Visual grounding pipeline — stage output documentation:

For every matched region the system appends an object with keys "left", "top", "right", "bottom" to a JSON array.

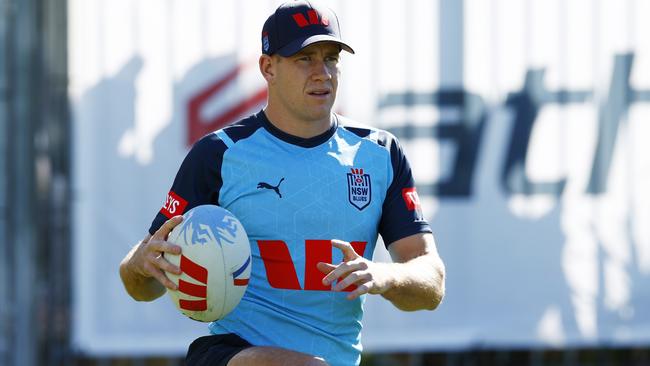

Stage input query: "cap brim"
[{"left": 276, "top": 34, "right": 355, "bottom": 57}]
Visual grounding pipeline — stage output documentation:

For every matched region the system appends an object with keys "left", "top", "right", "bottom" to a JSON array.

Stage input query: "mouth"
[{"left": 307, "top": 89, "right": 331, "bottom": 97}]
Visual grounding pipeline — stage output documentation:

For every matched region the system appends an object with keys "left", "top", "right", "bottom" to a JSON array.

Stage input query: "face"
[{"left": 264, "top": 42, "right": 341, "bottom": 124}]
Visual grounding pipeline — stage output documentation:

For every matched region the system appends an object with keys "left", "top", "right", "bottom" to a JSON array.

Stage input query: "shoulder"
[
  {"left": 189, "top": 113, "right": 264, "bottom": 152},
  {"left": 218, "top": 113, "right": 265, "bottom": 146},
  {"left": 336, "top": 115, "right": 399, "bottom": 149},
  {"left": 190, "top": 131, "right": 227, "bottom": 157},
  {"left": 337, "top": 115, "right": 411, "bottom": 172}
]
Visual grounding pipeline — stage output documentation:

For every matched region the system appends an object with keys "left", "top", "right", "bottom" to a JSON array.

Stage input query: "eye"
[
  {"left": 325, "top": 56, "right": 339, "bottom": 64},
  {"left": 296, "top": 55, "right": 311, "bottom": 62}
]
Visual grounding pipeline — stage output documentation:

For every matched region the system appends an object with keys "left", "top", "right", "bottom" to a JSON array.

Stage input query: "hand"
[
  {"left": 128, "top": 216, "right": 184, "bottom": 290},
  {"left": 316, "top": 240, "right": 393, "bottom": 300}
]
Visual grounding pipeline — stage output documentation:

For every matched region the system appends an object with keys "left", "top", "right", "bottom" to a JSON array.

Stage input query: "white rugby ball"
[{"left": 164, "top": 204, "right": 251, "bottom": 322}]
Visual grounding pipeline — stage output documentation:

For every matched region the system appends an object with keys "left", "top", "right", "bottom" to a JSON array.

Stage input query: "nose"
[{"left": 311, "top": 59, "right": 332, "bottom": 81}]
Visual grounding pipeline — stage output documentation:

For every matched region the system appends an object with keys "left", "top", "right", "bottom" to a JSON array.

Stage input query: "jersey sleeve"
[
  {"left": 148, "top": 133, "right": 228, "bottom": 235},
  {"left": 378, "top": 134, "right": 432, "bottom": 247}
]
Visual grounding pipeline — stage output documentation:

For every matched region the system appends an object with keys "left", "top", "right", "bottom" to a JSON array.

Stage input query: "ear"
[{"left": 259, "top": 55, "right": 275, "bottom": 83}]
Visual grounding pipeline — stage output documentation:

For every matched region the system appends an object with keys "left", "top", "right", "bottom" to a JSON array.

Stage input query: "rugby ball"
[{"left": 164, "top": 204, "right": 251, "bottom": 322}]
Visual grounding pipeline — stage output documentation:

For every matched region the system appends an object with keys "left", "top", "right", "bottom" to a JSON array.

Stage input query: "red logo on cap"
[{"left": 292, "top": 9, "right": 329, "bottom": 28}]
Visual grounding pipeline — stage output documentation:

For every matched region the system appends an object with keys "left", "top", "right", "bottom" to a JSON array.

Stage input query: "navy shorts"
[{"left": 185, "top": 333, "right": 253, "bottom": 366}]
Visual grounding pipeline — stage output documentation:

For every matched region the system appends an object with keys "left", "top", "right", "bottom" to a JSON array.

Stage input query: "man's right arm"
[{"left": 119, "top": 216, "right": 184, "bottom": 301}]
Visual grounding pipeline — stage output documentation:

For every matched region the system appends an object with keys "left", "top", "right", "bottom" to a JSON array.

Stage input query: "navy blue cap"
[{"left": 261, "top": 0, "right": 354, "bottom": 57}]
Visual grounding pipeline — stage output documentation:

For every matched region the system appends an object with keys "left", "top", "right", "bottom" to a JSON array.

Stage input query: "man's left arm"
[
  {"left": 317, "top": 233, "right": 445, "bottom": 311},
  {"left": 380, "top": 233, "right": 445, "bottom": 311}
]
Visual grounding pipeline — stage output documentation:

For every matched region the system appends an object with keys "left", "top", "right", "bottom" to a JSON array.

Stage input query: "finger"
[
  {"left": 152, "top": 215, "right": 184, "bottom": 240},
  {"left": 317, "top": 262, "right": 336, "bottom": 275},
  {"left": 144, "top": 262, "right": 178, "bottom": 290},
  {"left": 323, "top": 260, "right": 368, "bottom": 286},
  {"left": 321, "top": 264, "right": 341, "bottom": 286},
  {"left": 347, "top": 283, "right": 371, "bottom": 300},
  {"left": 318, "top": 262, "right": 339, "bottom": 286},
  {"left": 334, "top": 271, "right": 370, "bottom": 292},
  {"left": 155, "top": 270, "right": 178, "bottom": 290},
  {"left": 157, "top": 254, "right": 182, "bottom": 275},
  {"left": 331, "top": 239, "right": 359, "bottom": 261},
  {"left": 154, "top": 241, "right": 182, "bottom": 256},
  {"left": 321, "top": 261, "right": 357, "bottom": 286}
]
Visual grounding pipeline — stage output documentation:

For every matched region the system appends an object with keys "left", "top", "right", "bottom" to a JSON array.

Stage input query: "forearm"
[
  {"left": 119, "top": 242, "right": 166, "bottom": 302},
  {"left": 381, "top": 253, "right": 445, "bottom": 311}
]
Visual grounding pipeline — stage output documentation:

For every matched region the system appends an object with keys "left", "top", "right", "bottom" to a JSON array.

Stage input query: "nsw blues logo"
[{"left": 347, "top": 168, "right": 372, "bottom": 210}]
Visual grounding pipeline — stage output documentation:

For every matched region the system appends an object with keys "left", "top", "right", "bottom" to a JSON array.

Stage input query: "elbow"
[
  {"left": 394, "top": 291, "right": 443, "bottom": 312},
  {"left": 427, "top": 264, "right": 446, "bottom": 311},
  {"left": 392, "top": 282, "right": 445, "bottom": 312},
  {"left": 419, "top": 282, "right": 445, "bottom": 311},
  {"left": 120, "top": 270, "right": 144, "bottom": 302},
  {"left": 426, "top": 284, "right": 445, "bottom": 311},
  {"left": 122, "top": 281, "right": 163, "bottom": 302},
  {"left": 125, "top": 285, "right": 155, "bottom": 302},
  {"left": 119, "top": 262, "right": 137, "bottom": 299}
]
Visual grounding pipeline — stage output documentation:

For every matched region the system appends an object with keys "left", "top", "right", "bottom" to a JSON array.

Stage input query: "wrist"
[
  {"left": 378, "top": 262, "right": 403, "bottom": 295},
  {"left": 120, "top": 242, "right": 146, "bottom": 279}
]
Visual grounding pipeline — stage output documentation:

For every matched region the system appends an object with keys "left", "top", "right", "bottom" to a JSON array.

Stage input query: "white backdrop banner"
[{"left": 70, "top": 0, "right": 650, "bottom": 355}]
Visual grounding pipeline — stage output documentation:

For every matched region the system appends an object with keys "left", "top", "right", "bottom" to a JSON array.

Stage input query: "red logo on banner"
[
  {"left": 401, "top": 187, "right": 421, "bottom": 211},
  {"left": 160, "top": 191, "right": 188, "bottom": 218},
  {"left": 187, "top": 61, "right": 267, "bottom": 146}
]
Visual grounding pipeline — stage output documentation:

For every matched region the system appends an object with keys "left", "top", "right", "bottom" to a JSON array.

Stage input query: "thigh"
[
  {"left": 185, "top": 334, "right": 252, "bottom": 366},
  {"left": 228, "top": 346, "right": 329, "bottom": 366}
]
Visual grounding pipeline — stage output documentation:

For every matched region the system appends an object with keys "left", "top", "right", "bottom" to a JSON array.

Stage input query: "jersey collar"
[{"left": 258, "top": 110, "right": 338, "bottom": 148}]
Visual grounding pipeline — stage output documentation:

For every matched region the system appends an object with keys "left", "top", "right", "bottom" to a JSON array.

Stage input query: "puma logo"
[{"left": 257, "top": 178, "right": 285, "bottom": 198}]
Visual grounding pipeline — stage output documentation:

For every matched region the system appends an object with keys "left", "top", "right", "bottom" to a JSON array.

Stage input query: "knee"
[{"left": 306, "top": 358, "right": 329, "bottom": 366}]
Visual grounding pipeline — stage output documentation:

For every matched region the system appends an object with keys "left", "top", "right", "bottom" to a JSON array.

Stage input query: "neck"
[{"left": 263, "top": 105, "right": 333, "bottom": 139}]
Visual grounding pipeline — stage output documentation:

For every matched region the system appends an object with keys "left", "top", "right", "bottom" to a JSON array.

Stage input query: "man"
[{"left": 119, "top": 1, "right": 445, "bottom": 365}]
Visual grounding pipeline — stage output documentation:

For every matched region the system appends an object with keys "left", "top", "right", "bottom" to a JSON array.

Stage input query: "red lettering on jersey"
[
  {"left": 350, "top": 241, "right": 367, "bottom": 257},
  {"left": 258, "top": 240, "right": 301, "bottom": 290},
  {"left": 258, "top": 239, "right": 368, "bottom": 292},
  {"left": 305, "top": 240, "right": 332, "bottom": 290},
  {"left": 401, "top": 187, "right": 421, "bottom": 211},
  {"left": 161, "top": 191, "right": 188, "bottom": 218}
]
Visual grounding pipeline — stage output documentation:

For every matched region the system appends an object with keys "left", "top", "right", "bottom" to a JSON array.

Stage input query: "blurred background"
[{"left": 1, "top": 0, "right": 649, "bottom": 365}]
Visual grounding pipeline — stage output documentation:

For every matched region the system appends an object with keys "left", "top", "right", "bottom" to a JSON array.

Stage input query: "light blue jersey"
[{"left": 151, "top": 111, "right": 430, "bottom": 366}]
